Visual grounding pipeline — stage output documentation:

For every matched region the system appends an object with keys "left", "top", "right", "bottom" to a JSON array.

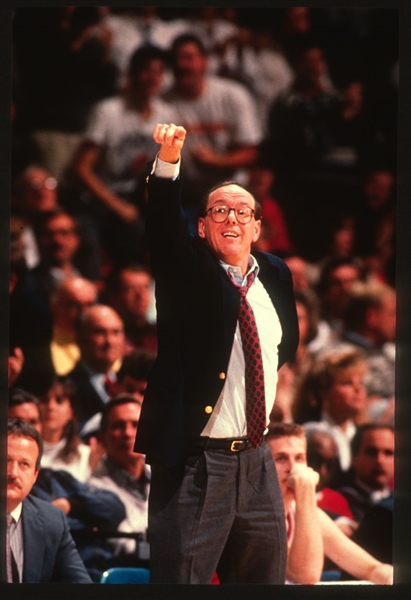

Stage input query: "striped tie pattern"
[{"left": 6, "top": 514, "right": 13, "bottom": 583}]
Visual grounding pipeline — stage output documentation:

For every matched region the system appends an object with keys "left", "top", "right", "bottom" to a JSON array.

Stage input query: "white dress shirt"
[{"left": 154, "top": 157, "right": 283, "bottom": 438}]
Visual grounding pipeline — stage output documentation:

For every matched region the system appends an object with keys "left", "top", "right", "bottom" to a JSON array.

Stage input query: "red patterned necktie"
[
  {"left": 104, "top": 374, "right": 116, "bottom": 397},
  {"left": 230, "top": 270, "right": 266, "bottom": 447}
]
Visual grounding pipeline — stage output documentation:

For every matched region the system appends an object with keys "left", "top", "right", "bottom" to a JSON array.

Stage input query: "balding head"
[
  {"left": 50, "top": 276, "right": 97, "bottom": 331},
  {"left": 79, "top": 305, "right": 125, "bottom": 373}
]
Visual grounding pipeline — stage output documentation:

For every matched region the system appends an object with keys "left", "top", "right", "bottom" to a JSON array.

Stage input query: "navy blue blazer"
[
  {"left": 134, "top": 174, "right": 299, "bottom": 467},
  {"left": 21, "top": 495, "right": 92, "bottom": 583}
]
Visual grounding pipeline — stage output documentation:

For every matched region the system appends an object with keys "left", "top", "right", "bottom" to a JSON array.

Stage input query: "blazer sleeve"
[
  {"left": 51, "top": 510, "right": 93, "bottom": 583},
  {"left": 23, "top": 496, "right": 92, "bottom": 583}
]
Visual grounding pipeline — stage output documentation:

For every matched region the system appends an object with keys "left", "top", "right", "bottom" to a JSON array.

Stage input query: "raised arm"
[
  {"left": 73, "top": 142, "right": 139, "bottom": 223},
  {"left": 153, "top": 123, "right": 187, "bottom": 165},
  {"left": 286, "top": 464, "right": 324, "bottom": 584}
]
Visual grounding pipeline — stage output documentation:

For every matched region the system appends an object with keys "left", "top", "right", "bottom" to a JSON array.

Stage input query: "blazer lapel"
[{"left": 22, "top": 498, "right": 46, "bottom": 583}]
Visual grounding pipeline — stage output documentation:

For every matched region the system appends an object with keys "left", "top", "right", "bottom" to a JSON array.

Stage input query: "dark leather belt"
[{"left": 189, "top": 437, "right": 255, "bottom": 453}]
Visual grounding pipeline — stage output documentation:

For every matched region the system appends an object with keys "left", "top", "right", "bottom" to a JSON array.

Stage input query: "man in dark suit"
[
  {"left": 338, "top": 424, "right": 394, "bottom": 522},
  {"left": 6, "top": 418, "right": 92, "bottom": 583},
  {"left": 65, "top": 304, "right": 125, "bottom": 429},
  {"left": 134, "top": 123, "right": 299, "bottom": 583}
]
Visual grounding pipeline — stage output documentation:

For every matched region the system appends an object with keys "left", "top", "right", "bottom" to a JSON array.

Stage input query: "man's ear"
[
  {"left": 252, "top": 219, "right": 262, "bottom": 243},
  {"left": 33, "top": 466, "right": 40, "bottom": 484},
  {"left": 198, "top": 218, "right": 206, "bottom": 239}
]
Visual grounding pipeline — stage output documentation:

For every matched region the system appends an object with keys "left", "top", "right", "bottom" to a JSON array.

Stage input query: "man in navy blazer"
[
  {"left": 6, "top": 418, "right": 92, "bottom": 583},
  {"left": 134, "top": 124, "right": 299, "bottom": 584}
]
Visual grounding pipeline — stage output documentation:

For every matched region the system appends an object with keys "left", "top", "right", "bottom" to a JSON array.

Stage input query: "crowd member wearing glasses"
[
  {"left": 134, "top": 123, "right": 299, "bottom": 584},
  {"left": 11, "top": 166, "right": 60, "bottom": 270}
]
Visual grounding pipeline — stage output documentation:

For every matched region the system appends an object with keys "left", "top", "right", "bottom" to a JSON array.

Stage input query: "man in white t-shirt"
[
  {"left": 163, "top": 34, "right": 263, "bottom": 220},
  {"left": 73, "top": 44, "right": 176, "bottom": 264}
]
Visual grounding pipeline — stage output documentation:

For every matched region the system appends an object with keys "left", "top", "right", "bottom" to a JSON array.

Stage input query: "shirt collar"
[
  {"left": 10, "top": 503, "right": 22, "bottom": 523},
  {"left": 219, "top": 255, "right": 259, "bottom": 287},
  {"left": 354, "top": 479, "right": 391, "bottom": 503}
]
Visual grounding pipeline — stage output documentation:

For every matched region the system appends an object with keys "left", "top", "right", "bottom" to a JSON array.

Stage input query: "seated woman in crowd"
[
  {"left": 38, "top": 376, "right": 102, "bottom": 481},
  {"left": 266, "top": 422, "right": 393, "bottom": 585},
  {"left": 292, "top": 347, "right": 369, "bottom": 472}
]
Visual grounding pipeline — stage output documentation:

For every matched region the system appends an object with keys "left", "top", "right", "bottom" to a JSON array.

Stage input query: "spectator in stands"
[
  {"left": 65, "top": 304, "right": 125, "bottom": 428},
  {"left": 29, "top": 209, "right": 82, "bottom": 310},
  {"left": 12, "top": 164, "right": 101, "bottom": 280},
  {"left": 282, "top": 253, "right": 317, "bottom": 295},
  {"left": 49, "top": 276, "right": 98, "bottom": 376},
  {"left": 163, "top": 33, "right": 263, "bottom": 220},
  {"left": 73, "top": 44, "right": 175, "bottom": 267},
  {"left": 6, "top": 418, "right": 92, "bottom": 583},
  {"left": 8, "top": 388, "right": 42, "bottom": 433},
  {"left": 328, "top": 79, "right": 382, "bottom": 176},
  {"left": 114, "top": 349, "right": 156, "bottom": 399},
  {"left": 103, "top": 264, "right": 157, "bottom": 354},
  {"left": 38, "top": 377, "right": 101, "bottom": 481},
  {"left": 218, "top": 24, "right": 294, "bottom": 127},
  {"left": 88, "top": 396, "right": 150, "bottom": 566},
  {"left": 11, "top": 166, "right": 60, "bottom": 269},
  {"left": 317, "top": 215, "right": 357, "bottom": 269},
  {"left": 336, "top": 281, "right": 396, "bottom": 414},
  {"left": 267, "top": 43, "right": 339, "bottom": 173},
  {"left": 338, "top": 424, "right": 394, "bottom": 567},
  {"left": 338, "top": 424, "right": 394, "bottom": 523},
  {"left": 181, "top": 7, "right": 238, "bottom": 69},
  {"left": 313, "top": 256, "right": 364, "bottom": 352},
  {"left": 354, "top": 168, "right": 396, "bottom": 286},
  {"left": 105, "top": 7, "right": 186, "bottom": 79},
  {"left": 80, "top": 348, "right": 156, "bottom": 441},
  {"left": 293, "top": 347, "right": 369, "bottom": 471},
  {"left": 266, "top": 42, "right": 348, "bottom": 258},
  {"left": 265, "top": 422, "right": 393, "bottom": 584},
  {"left": 12, "top": 6, "right": 118, "bottom": 183},
  {"left": 8, "top": 391, "right": 124, "bottom": 583}
]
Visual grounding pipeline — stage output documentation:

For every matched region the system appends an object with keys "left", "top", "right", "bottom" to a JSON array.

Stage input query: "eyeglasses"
[{"left": 205, "top": 205, "right": 255, "bottom": 224}]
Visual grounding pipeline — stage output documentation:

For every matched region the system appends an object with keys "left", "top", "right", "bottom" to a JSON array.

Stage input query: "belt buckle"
[{"left": 230, "top": 440, "right": 244, "bottom": 452}]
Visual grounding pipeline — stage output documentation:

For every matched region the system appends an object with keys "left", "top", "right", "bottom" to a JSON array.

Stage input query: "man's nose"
[
  {"left": 8, "top": 461, "right": 18, "bottom": 477},
  {"left": 225, "top": 208, "right": 238, "bottom": 223},
  {"left": 124, "top": 424, "right": 137, "bottom": 437},
  {"left": 285, "top": 458, "right": 293, "bottom": 472}
]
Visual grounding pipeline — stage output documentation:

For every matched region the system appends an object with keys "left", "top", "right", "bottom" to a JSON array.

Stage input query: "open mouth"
[{"left": 222, "top": 232, "right": 238, "bottom": 238}]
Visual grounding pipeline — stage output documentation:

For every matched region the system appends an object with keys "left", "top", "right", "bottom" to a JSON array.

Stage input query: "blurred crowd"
[{"left": 9, "top": 6, "right": 397, "bottom": 583}]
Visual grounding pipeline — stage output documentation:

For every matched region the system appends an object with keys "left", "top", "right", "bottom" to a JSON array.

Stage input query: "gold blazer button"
[
  {"left": 219, "top": 372, "right": 226, "bottom": 380},
  {"left": 205, "top": 406, "right": 213, "bottom": 414}
]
